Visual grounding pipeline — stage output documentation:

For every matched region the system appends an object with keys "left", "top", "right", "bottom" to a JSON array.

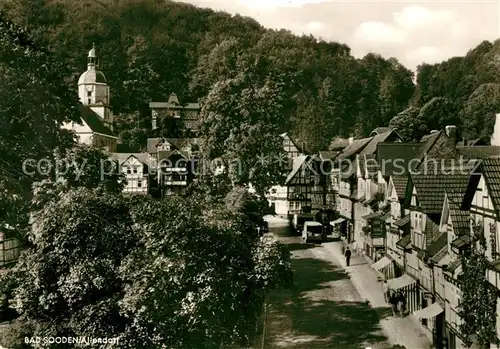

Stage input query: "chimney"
[
  {"left": 348, "top": 137, "right": 354, "bottom": 145},
  {"left": 445, "top": 125, "right": 457, "bottom": 147},
  {"left": 492, "top": 113, "right": 500, "bottom": 146}
]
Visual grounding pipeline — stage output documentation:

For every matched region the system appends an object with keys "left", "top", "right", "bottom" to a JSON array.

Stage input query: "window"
[
  {"left": 133, "top": 167, "right": 138, "bottom": 174},
  {"left": 125, "top": 166, "right": 131, "bottom": 174},
  {"left": 138, "top": 180, "right": 142, "bottom": 188},
  {"left": 87, "top": 91, "right": 92, "bottom": 97},
  {"left": 88, "top": 98, "right": 91, "bottom": 104}
]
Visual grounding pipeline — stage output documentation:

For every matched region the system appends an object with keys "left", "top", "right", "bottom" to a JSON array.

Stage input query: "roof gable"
[
  {"left": 78, "top": 104, "right": 115, "bottom": 137},
  {"left": 111, "top": 153, "right": 150, "bottom": 166},
  {"left": 409, "top": 170, "right": 470, "bottom": 214},
  {"left": 360, "top": 130, "right": 401, "bottom": 156},
  {"left": 457, "top": 146, "right": 500, "bottom": 160},
  {"left": 376, "top": 142, "right": 423, "bottom": 176},
  {"left": 481, "top": 158, "right": 500, "bottom": 216},
  {"left": 393, "top": 174, "right": 410, "bottom": 201},
  {"left": 285, "top": 155, "right": 309, "bottom": 185},
  {"left": 462, "top": 159, "right": 500, "bottom": 217},
  {"left": 335, "top": 137, "right": 373, "bottom": 160}
]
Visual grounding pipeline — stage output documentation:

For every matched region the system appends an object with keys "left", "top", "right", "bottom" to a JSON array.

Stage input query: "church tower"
[{"left": 78, "top": 44, "right": 113, "bottom": 130}]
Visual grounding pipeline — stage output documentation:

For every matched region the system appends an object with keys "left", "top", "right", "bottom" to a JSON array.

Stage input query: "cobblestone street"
[{"left": 260, "top": 226, "right": 391, "bottom": 349}]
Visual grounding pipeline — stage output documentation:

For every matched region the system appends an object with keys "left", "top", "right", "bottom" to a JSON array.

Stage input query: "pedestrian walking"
[
  {"left": 382, "top": 280, "right": 389, "bottom": 302},
  {"left": 389, "top": 291, "right": 398, "bottom": 316},
  {"left": 344, "top": 247, "right": 352, "bottom": 266},
  {"left": 397, "top": 291, "right": 406, "bottom": 317}
]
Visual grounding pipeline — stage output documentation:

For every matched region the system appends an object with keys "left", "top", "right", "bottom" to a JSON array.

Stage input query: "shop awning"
[
  {"left": 387, "top": 274, "right": 416, "bottom": 291},
  {"left": 330, "top": 218, "right": 345, "bottom": 225},
  {"left": 412, "top": 303, "right": 444, "bottom": 319},
  {"left": 372, "top": 256, "right": 392, "bottom": 271}
]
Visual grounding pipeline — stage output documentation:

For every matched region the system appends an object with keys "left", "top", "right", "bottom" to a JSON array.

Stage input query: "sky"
[{"left": 178, "top": 0, "right": 500, "bottom": 71}]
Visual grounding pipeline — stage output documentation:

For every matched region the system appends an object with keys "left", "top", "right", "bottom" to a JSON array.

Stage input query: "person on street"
[
  {"left": 397, "top": 291, "right": 406, "bottom": 317},
  {"left": 344, "top": 247, "right": 352, "bottom": 266},
  {"left": 390, "top": 292, "right": 398, "bottom": 316},
  {"left": 382, "top": 280, "right": 389, "bottom": 302}
]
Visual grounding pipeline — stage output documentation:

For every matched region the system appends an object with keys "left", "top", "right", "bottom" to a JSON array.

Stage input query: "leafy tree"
[
  {"left": 190, "top": 37, "right": 242, "bottom": 97},
  {"left": 199, "top": 59, "right": 288, "bottom": 195},
  {"left": 459, "top": 220, "right": 499, "bottom": 348},
  {"left": 118, "top": 128, "right": 149, "bottom": 152},
  {"left": 2, "top": 186, "right": 292, "bottom": 349},
  {"left": 460, "top": 83, "right": 500, "bottom": 141},
  {"left": 2, "top": 188, "right": 138, "bottom": 347},
  {"left": 419, "top": 97, "right": 459, "bottom": 131},
  {"left": 389, "top": 107, "right": 427, "bottom": 142},
  {"left": 0, "top": 11, "right": 80, "bottom": 235}
]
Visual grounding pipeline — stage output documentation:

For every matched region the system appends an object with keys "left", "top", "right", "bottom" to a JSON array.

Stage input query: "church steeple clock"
[{"left": 77, "top": 44, "right": 113, "bottom": 130}]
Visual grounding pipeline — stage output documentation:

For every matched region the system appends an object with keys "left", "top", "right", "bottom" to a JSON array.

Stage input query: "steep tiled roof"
[
  {"left": 420, "top": 131, "right": 442, "bottom": 144},
  {"left": 426, "top": 231, "right": 447, "bottom": 258},
  {"left": 78, "top": 104, "right": 116, "bottom": 137},
  {"left": 319, "top": 151, "right": 338, "bottom": 160},
  {"left": 481, "top": 159, "right": 500, "bottom": 215},
  {"left": 448, "top": 198, "right": 470, "bottom": 236},
  {"left": 111, "top": 153, "right": 150, "bottom": 166},
  {"left": 360, "top": 130, "right": 400, "bottom": 155},
  {"left": 376, "top": 143, "right": 423, "bottom": 176},
  {"left": 335, "top": 137, "right": 373, "bottom": 160},
  {"left": 370, "top": 127, "right": 391, "bottom": 136},
  {"left": 418, "top": 131, "right": 442, "bottom": 158},
  {"left": 457, "top": 146, "right": 500, "bottom": 159},
  {"left": 410, "top": 169, "right": 471, "bottom": 214},
  {"left": 392, "top": 175, "right": 409, "bottom": 200},
  {"left": 158, "top": 149, "right": 190, "bottom": 161},
  {"left": 424, "top": 217, "right": 440, "bottom": 247},
  {"left": 329, "top": 137, "right": 350, "bottom": 151}
]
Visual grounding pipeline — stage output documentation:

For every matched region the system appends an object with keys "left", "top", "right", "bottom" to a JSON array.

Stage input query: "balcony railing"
[
  {"left": 164, "top": 180, "right": 187, "bottom": 186},
  {"left": 161, "top": 167, "right": 188, "bottom": 172}
]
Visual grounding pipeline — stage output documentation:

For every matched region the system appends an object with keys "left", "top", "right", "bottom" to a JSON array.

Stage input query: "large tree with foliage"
[
  {"left": 198, "top": 54, "right": 289, "bottom": 195},
  {"left": 419, "top": 97, "right": 459, "bottom": 132},
  {"left": 459, "top": 220, "right": 499, "bottom": 348},
  {"left": 460, "top": 83, "right": 500, "bottom": 141},
  {"left": 1, "top": 185, "right": 292, "bottom": 349},
  {"left": 389, "top": 106, "right": 427, "bottom": 142},
  {"left": 0, "top": 11, "right": 80, "bottom": 235}
]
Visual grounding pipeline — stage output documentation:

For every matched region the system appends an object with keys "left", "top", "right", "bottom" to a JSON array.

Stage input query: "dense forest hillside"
[{"left": 2, "top": 0, "right": 500, "bottom": 149}]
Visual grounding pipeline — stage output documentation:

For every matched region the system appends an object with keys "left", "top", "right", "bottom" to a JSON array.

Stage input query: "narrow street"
[{"left": 260, "top": 225, "right": 392, "bottom": 349}]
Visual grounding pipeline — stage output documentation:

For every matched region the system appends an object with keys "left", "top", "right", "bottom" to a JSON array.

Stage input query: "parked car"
[
  {"left": 302, "top": 221, "right": 325, "bottom": 243},
  {"left": 293, "top": 213, "right": 315, "bottom": 235}
]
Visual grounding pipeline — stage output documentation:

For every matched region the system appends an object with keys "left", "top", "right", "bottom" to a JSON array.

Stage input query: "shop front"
[{"left": 387, "top": 274, "right": 419, "bottom": 313}]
